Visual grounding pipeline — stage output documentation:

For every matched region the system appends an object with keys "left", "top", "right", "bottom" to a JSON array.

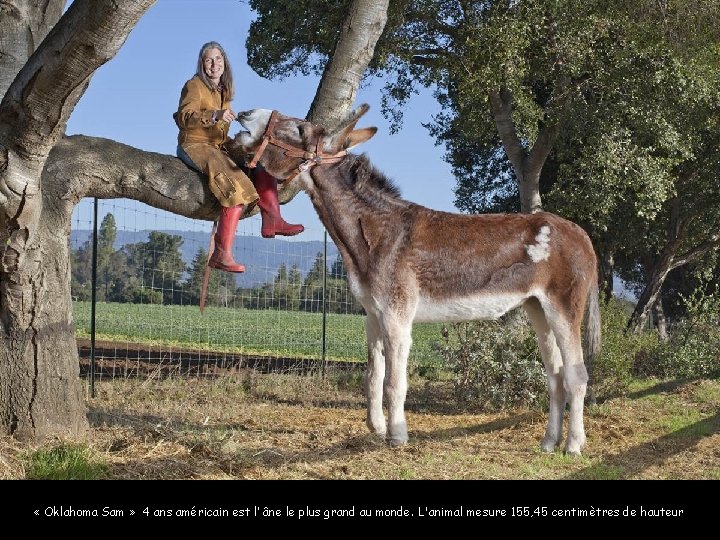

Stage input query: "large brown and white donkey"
[{"left": 232, "top": 104, "right": 601, "bottom": 455}]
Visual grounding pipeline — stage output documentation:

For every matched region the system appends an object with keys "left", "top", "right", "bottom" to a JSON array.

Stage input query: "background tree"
[
  {"left": 98, "top": 213, "right": 117, "bottom": 300},
  {"left": 287, "top": 264, "right": 303, "bottom": 311},
  {"left": 70, "top": 239, "right": 93, "bottom": 302},
  {"left": 124, "top": 231, "right": 187, "bottom": 305},
  {"left": 185, "top": 247, "right": 237, "bottom": 307},
  {"left": 327, "top": 255, "right": 364, "bottom": 314},
  {"left": 301, "top": 252, "right": 327, "bottom": 312},
  {"left": 543, "top": 2, "right": 720, "bottom": 327},
  {"left": 271, "top": 263, "right": 291, "bottom": 310}
]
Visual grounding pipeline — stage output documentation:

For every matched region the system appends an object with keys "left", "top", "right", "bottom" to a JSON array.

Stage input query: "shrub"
[
  {"left": 439, "top": 315, "right": 547, "bottom": 410},
  {"left": 654, "top": 285, "right": 720, "bottom": 378},
  {"left": 438, "top": 300, "right": 665, "bottom": 409},
  {"left": 592, "top": 299, "right": 661, "bottom": 400}
]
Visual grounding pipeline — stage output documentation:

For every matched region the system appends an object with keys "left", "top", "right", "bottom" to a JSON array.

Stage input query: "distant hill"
[{"left": 70, "top": 229, "right": 340, "bottom": 287}]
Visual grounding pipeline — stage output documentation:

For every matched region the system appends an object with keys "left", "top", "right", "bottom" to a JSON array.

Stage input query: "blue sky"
[{"left": 67, "top": 0, "right": 457, "bottom": 242}]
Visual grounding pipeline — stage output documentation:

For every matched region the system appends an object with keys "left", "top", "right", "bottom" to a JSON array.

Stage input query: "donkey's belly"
[{"left": 414, "top": 292, "right": 529, "bottom": 323}]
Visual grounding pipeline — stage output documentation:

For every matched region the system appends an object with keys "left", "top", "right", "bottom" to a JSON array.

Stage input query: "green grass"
[
  {"left": 72, "top": 301, "right": 447, "bottom": 365},
  {"left": 25, "top": 442, "right": 108, "bottom": 480},
  {"left": 693, "top": 381, "right": 720, "bottom": 407}
]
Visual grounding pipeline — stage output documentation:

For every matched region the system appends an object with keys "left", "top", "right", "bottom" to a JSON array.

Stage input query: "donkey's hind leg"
[
  {"left": 543, "top": 306, "right": 588, "bottom": 455},
  {"left": 524, "top": 299, "right": 566, "bottom": 453},
  {"left": 365, "top": 311, "right": 386, "bottom": 438}
]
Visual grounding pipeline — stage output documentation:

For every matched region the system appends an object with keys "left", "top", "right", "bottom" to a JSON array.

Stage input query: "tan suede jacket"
[{"left": 174, "top": 75, "right": 229, "bottom": 147}]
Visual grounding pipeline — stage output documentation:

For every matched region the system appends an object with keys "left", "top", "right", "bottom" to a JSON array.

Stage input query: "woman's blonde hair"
[{"left": 196, "top": 41, "right": 234, "bottom": 101}]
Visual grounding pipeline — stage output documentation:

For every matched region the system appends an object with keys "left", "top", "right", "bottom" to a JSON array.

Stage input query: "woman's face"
[{"left": 202, "top": 47, "right": 225, "bottom": 83}]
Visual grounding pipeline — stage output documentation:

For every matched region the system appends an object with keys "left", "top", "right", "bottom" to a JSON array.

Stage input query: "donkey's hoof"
[
  {"left": 387, "top": 437, "right": 408, "bottom": 448},
  {"left": 564, "top": 436, "right": 585, "bottom": 456},
  {"left": 368, "top": 431, "right": 386, "bottom": 442},
  {"left": 540, "top": 437, "right": 560, "bottom": 453}
]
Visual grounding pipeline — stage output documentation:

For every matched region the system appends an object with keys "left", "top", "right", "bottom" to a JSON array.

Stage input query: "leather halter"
[{"left": 244, "top": 110, "right": 347, "bottom": 180}]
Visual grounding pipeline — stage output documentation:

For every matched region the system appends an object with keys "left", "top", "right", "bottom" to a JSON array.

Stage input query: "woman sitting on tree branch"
[{"left": 174, "top": 41, "right": 304, "bottom": 273}]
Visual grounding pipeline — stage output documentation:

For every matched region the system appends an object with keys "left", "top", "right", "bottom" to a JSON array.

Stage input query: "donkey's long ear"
[
  {"left": 341, "top": 103, "right": 369, "bottom": 131},
  {"left": 325, "top": 104, "right": 371, "bottom": 151},
  {"left": 345, "top": 127, "right": 377, "bottom": 150}
]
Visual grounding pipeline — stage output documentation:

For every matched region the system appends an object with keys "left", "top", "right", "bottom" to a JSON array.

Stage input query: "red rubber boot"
[
  {"left": 208, "top": 205, "right": 246, "bottom": 273},
  {"left": 254, "top": 168, "right": 305, "bottom": 238}
]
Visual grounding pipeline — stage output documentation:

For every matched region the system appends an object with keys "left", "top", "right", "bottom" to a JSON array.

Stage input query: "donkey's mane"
[{"left": 337, "top": 154, "right": 406, "bottom": 207}]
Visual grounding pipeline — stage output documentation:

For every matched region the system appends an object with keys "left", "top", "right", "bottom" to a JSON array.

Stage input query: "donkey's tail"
[{"left": 583, "top": 279, "right": 602, "bottom": 404}]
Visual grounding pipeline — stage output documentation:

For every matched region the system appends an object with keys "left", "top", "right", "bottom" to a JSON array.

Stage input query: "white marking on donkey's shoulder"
[{"left": 525, "top": 225, "right": 551, "bottom": 263}]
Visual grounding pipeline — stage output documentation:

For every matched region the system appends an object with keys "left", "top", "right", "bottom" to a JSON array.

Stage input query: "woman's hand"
[{"left": 216, "top": 108, "right": 236, "bottom": 124}]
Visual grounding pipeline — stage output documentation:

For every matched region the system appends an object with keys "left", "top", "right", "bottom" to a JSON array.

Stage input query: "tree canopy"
[{"left": 246, "top": 0, "right": 720, "bottom": 325}]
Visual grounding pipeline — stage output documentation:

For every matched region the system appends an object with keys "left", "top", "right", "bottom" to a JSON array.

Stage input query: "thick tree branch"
[
  {"left": 527, "top": 74, "right": 570, "bottom": 173},
  {"left": 44, "top": 135, "right": 217, "bottom": 220},
  {"left": 488, "top": 89, "right": 526, "bottom": 176},
  {"left": 527, "top": 121, "right": 560, "bottom": 173},
  {"left": 670, "top": 232, "right": 720, "bottom": 271},
  {"left": 43, "top": 135, "right": 299, "bottom": 222},
  {"left": 0, "top": 0, "right": 155, "bottom": 158}
]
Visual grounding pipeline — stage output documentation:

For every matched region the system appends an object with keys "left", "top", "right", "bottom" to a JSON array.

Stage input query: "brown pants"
[{"left": 181, "top": 143, "right": 258, "bottom": 207}]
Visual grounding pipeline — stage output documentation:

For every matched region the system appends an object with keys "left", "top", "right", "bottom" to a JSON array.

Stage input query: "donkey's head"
[{"left": 233, "top": 104, "right": 377, "bottom": 188}]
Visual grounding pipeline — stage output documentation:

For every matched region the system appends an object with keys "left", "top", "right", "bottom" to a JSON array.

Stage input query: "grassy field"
[
  {"left": 2, "top": 374, "right": 718, "bottom": 481},
  {"left": 72, "top": 301, "right": 447, "bottom": 366}
]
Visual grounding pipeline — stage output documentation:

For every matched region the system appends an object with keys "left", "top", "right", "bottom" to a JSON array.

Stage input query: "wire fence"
[{"left": 70, "top": 198, "right": 446, "bottom": 390}]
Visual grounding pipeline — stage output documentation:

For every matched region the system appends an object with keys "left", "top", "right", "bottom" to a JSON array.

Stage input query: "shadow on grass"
[
  {"left": 412, "top": 411, "right": 544, "bottom": 442},
  {"left": 564, "top": 411, "right": 720, "bottom": 480},
  {"left": 596, "top": 373, "right": 720, "bottom": 405},
  {"left": 624, "top": 378, "right": 700, "bottom": 401}
]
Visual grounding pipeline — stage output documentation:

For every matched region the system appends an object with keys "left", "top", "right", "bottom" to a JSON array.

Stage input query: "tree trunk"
[
  {"left": 654, "top": 300, "right": 668, "bottom": 342},
  {"left": 488, "top": 89, "right": 558, "bottom": 214},
  {"left": 307, "top": 0, "right": 390, "bottom": 130},
  {"left": 627, "top": 249, "right": 675, "bottom": 333},
  {"left": 599, "top": 247, "right": 615, "bottom": 303},
  {"left": 0, "top": 188, "right": 87, "bottom": 439},
  {"left": 0, "top": 0, "right": 65, "bottom": 98},
  {"left": 0, "top": 0, "right": 156, "bottom": 439}
]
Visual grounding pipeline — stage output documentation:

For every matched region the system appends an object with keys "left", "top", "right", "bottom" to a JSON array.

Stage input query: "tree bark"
[
  {"left": 0, "top": 0, "right": 65, "bottom": 98},
  {"left": 654, "top": 300, "right": 668, "bottom": 342}
]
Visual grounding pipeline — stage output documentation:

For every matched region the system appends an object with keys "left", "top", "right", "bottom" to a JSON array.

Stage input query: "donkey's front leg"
[
  {"left": 365, "top": 311, "right": 386, "bottom": 438},
  {"left": 383, "top": 317, "right": 413, "bottom": 447}
]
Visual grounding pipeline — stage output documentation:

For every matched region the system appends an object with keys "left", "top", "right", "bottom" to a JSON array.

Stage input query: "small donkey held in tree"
[{"left": 231, "top": 104, "right": 601, "bottom": 455}]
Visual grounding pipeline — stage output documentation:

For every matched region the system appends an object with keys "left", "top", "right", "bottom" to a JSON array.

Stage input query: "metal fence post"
[
  {"left": 89, "top": 198, "right": 98, "bottom": 398},
  {"left": 321, "top": 228, "right": 328, "bottom": 377}
]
